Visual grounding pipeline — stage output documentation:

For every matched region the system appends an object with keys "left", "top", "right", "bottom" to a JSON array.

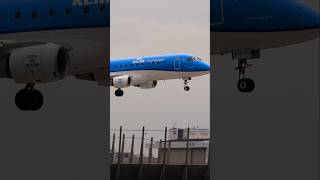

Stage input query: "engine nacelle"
[
  {"left": 139, "top": 81, "right": 157, "bottom": 89},
  {"left": 8, "top": 43, "right": 69, "bottom": 83},
  {"left": 112, "top": 75, "right": 132, "bottom": 88}
]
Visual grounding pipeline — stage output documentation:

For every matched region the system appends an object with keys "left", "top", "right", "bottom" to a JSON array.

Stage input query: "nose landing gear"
[
  {"left": 15, "top": 83, "right": 44, "bottom": 111},
  {"left": 183, "top": 78, "right": 191, "bottom": 91}
]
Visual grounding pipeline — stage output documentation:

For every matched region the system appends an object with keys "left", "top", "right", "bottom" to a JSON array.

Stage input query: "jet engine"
[
  {"left": 5, "top": 43, "right": 70, "bottom": 83},
  {"left": 138, "top": 81, "right": 157, "bottom": 89},
  {"left": 112, "top": 75, "right": 132, "bottom": 88}
]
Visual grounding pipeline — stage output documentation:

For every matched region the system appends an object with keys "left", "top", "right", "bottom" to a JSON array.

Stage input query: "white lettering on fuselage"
[
  {"left": 72, "top": 0, "right": 108, "bottom": 6},
  {"left": 132, "top": 57, "right": 165, "bottom": 64}
]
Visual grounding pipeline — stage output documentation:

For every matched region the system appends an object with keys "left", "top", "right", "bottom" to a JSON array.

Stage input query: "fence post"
[
  {"left": 115, "top": 126, "right": 122, "bottom": 180},
  {"left": 163, "top": 127, "right": 167, "bottom": 164},
  {"left": 148, "top": 137, "right": 153, "bottom": 163},
  {"left": 139, "top": 126, "right": 145, "bottom": 164},
  {"left": 111, "top": 133, "right": 115, "bottom": 163},
  {"left": 129, "top": 134, "right": 135, "bottom": 163},
  {"left": 137, "top": 126, "right": 145, "bottom": 180},
  {"left": 120, "top": 134, "right": 125, "bottom": 163},
  {"left": 158, "top": 140, "right": 162, "bottom": 163}
]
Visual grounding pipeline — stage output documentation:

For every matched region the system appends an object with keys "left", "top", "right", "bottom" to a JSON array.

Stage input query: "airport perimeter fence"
[
  {"left": 109, "top": 126, "right": 210, "bottom": 180},
  {"left": 110, "top": 126, "right": 210, "bottom": 165}
]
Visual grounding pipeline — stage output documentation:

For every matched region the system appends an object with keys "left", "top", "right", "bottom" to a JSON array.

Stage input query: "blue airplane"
[
  {"left": 0, "top": 0, "right": 109, "bottom": 110},
  {"left": 211, "top": 0, "right": 320, "bottom": 92},
  {"left": 110, "top": 54, "right": 210, "bottom": 96}
]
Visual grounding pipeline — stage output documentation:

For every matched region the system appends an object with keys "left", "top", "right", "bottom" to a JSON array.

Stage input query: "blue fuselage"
[
  {"left": 0, "top": 0, "right": 109, "bottom": 34},
  {"left": 211, "top": 0, "right": 319, "bottom": 32},
  {"left": 110, "top": 54, "right": 210, "bottom": 73}
]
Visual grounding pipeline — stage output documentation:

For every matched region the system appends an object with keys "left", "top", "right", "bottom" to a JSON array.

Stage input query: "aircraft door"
[{"left": 174, "top": 58, "right": 181, "bottom": 70}]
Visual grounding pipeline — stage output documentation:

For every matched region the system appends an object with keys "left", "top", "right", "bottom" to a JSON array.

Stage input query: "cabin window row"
[
  {"left": 113, "top": 61, "right": 165, "bottom": 68},
  {"left": 13, "top": 5, "right": 106, "bottom": 19}
]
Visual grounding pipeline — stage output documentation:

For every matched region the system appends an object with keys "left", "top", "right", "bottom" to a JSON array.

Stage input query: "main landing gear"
[
  {"left": 15, "top": 83, "right": 44, "bottom": 111},
  {"left": 115, "top": 88, "right": 124, "bottom": 97},
  {"left": 183, "top": 78, "right": 191, "bottom": 91},
  {"left": 235, "top": 59, "right": 255, "bottom": 92},
  {"left": 233, "top": 49, "right": 260, "bottom": 93}
]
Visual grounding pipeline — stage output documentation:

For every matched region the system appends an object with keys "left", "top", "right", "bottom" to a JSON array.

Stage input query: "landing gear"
[
  {"left": 236, "top": 59, "right": 255, "bottom": 92},
  {"left": 15, "top": 83, "right": 44, "bottom": 111},
  {"left": 237, "top": 78, "right": 255, "bottom": 92},
  {"left": 232, "top": 49, "right": 260, "bottom": 93},
  {"left": 115, "top": 88, "right": 124, "bottom": 97},
  {"left": 184, "top": 78, "right": 191, "bottom": 91}
]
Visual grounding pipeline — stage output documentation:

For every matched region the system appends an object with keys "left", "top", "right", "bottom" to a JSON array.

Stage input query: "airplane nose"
[
  {"left": 286, "top": 0, "right": 319, "bottom": 30},
  {"left": 201, "top": 62, "right": 210, "bottom": 72}
]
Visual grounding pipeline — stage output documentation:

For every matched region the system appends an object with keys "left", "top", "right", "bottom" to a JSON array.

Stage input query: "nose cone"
[
  {"left": 200, "top": 61, "right": 210, "bottom": 72},
  {"left": 290, "top": 1, "right": 320, "bottom": 30}
]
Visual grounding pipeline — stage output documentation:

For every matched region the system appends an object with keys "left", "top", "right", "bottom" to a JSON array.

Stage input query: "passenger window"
[
  {"left": 32, "top": 11, "right": 38, "bottom": 18},
  {"left": 65, "top": 8, "right": 72, "bottom": 16},
  {"left": 83, "top": 6, "right": 89, "bottom": 14},
  {"left": 48, "top": 9, "right": 55, "bottom": 17},
  {"left": 15, "top": 11, "right": 21, "bottom": 19}
]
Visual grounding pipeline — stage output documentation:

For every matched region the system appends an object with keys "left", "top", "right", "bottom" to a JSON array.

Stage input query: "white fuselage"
[
  {"left": 111, "top": 70, "right": 208, "bottom": 86},
  {"left": 211, "top": 28, "right": 320, "bottom": 54}
]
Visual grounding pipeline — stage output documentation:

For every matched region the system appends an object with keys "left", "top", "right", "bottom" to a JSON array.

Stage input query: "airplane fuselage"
[
  {"left": 110, "top": 54, "right": 210, "bottom": 86},
  {"left": 211, "top": 0, "right": 320, "bottom": 54},
  {"left": 0, "top": 0, "right": 109, "bottom": 76}
]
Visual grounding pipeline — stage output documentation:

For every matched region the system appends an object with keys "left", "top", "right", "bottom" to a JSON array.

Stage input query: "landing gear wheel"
[
  {"left": 184, "top": 86, "right": 190, "bottom": 91},
  {"left": 115, "top": 89, "right": 124, "bottom": 97},
  {"left": 15, "top": 88, "right": 44, "bottom": 111},
  {"left": 29, "top": 89, "right": 44, "bottom": 111},
  {"left": 15, "top": 89, "right": 30, "bottom": 111},
  {"left": 237, "top": 78, "right": 255, "bottom": 92}
]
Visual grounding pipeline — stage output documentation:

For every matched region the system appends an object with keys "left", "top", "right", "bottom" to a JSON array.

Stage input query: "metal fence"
[{"left": 110, "top": 126, "right": 210, "bottom": 180}]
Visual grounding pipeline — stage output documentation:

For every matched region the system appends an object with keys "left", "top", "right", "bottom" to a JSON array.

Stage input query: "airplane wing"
[
  {"left": 75, "top": 68, "right": 109, "bottom": 86},
  {"left": 0, "top": 40, "right": 73, "bottom": 52}
]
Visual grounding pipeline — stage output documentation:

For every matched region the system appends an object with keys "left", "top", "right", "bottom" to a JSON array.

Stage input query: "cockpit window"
[{"left": 188, "top": 57, "right": 202, "bottom": 62}]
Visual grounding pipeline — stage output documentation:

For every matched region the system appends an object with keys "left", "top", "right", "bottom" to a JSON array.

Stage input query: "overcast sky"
[{"left": 110, "top": 0, "right": 210, "bottom": 138}]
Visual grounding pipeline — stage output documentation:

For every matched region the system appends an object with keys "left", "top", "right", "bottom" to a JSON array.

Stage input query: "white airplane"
[
  {"left": 211, "top": 0, "right": 320, "bottom": 92},
  {"left": 0, "top": 0, "right": 109, "bottom": 110}
]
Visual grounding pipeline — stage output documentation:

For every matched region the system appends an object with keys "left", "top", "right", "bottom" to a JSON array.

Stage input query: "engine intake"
[
  {"left": 7, "top": 43, "right": 69, "bottom": 83},
  {"left": 112, "top": 75, "right": 132, "bottom": 88},
  {"left": 139, "top": 81, "right": 157, "bottom": 89}
]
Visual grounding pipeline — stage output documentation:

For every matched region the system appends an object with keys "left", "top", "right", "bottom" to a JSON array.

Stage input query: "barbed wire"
[{"left": 110, "top": 128, "right": 210, "bottom": 132}]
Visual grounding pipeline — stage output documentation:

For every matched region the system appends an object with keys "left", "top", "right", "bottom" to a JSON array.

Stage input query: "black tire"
[
  {"left": 15, "top": 89, "right": 44, "bottom": 111},
  {"left": 237, "top": 78, "right": 255, "bottom": 92},
  {"left": 30, "top": 89, "right": 44, "bottom": 111},
  {"left": 15, "top": 89, "right": 30, "bottom": 111},
  {"left": 115, "top": 89, "right": 124, "bottom": 97},
  {"left": 184, "top": 86, "right": 190, "bottom": 91}
]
